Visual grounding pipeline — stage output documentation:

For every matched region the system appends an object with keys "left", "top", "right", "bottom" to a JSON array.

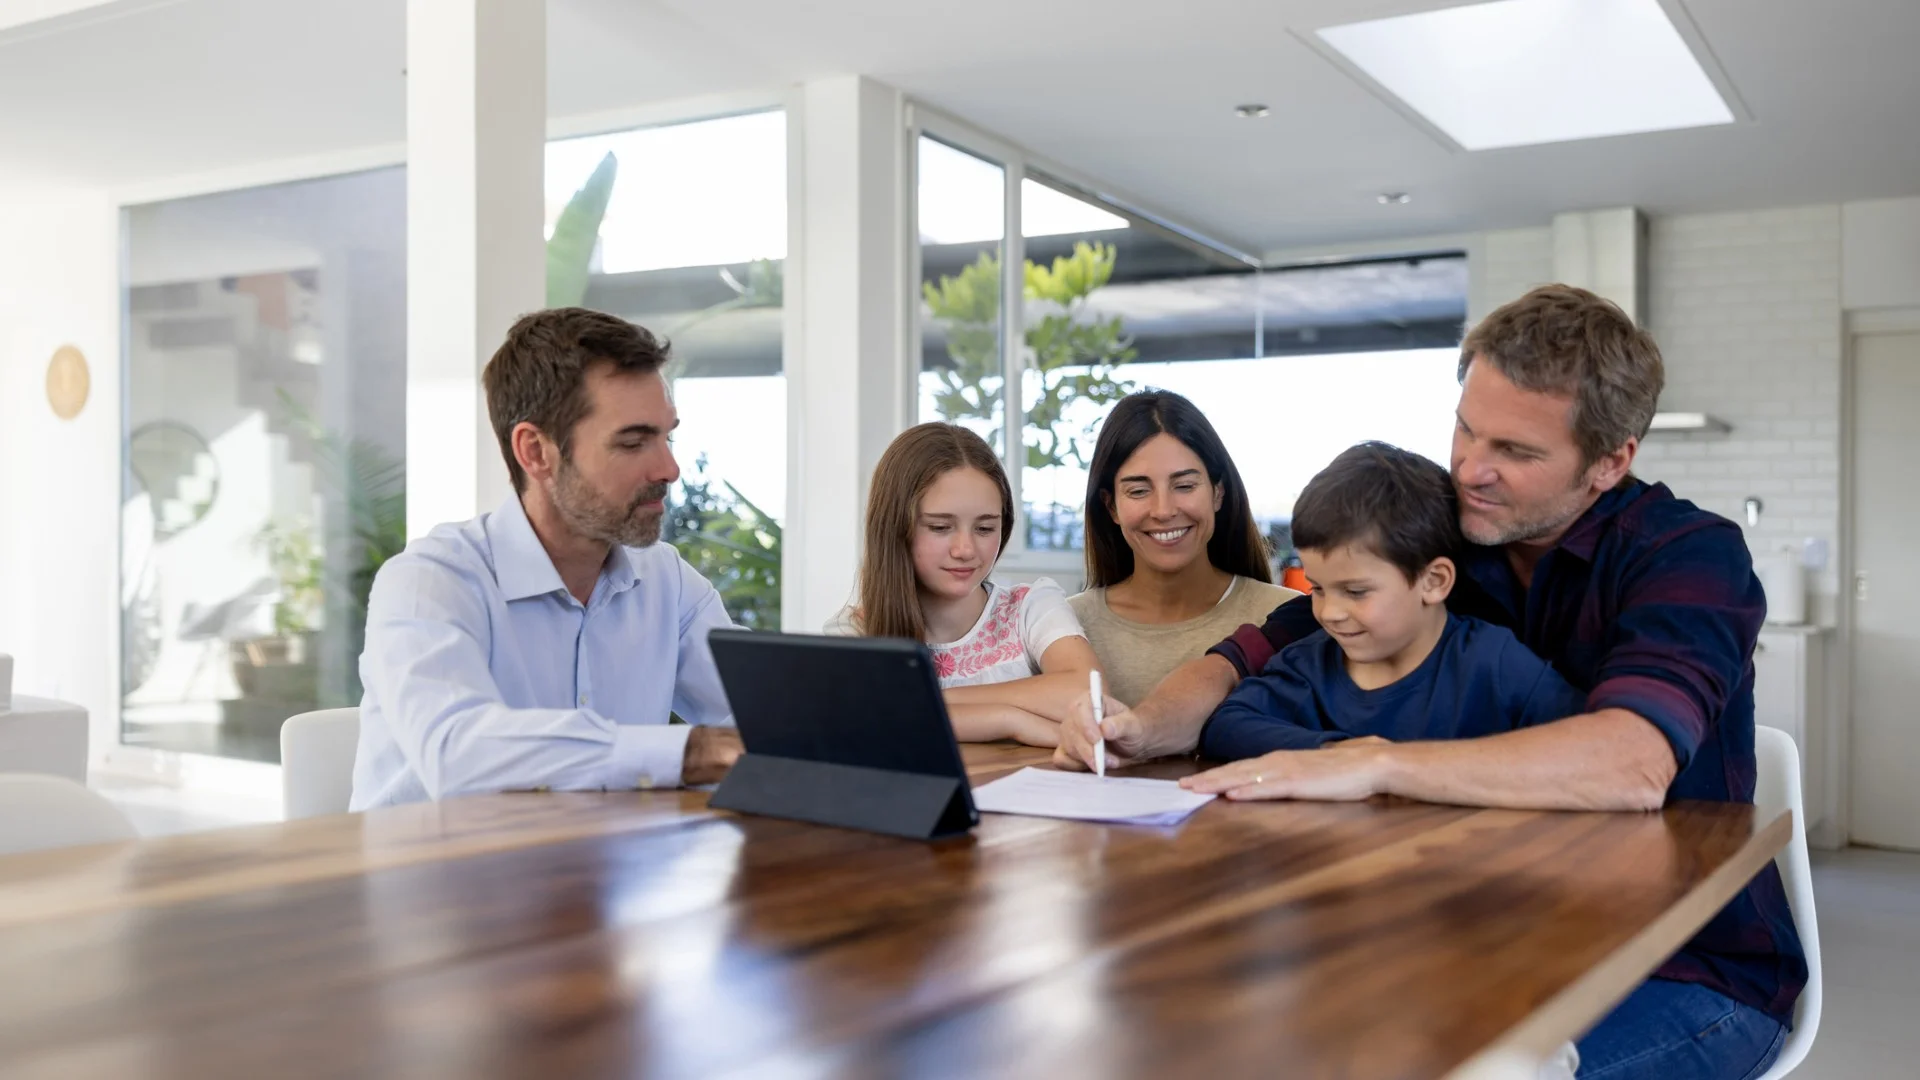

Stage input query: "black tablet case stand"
[{"left": 709, "top": 755, "right": 974, "bottom": 840}]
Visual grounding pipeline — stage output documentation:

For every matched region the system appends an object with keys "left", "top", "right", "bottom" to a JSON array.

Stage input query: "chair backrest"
[
  {"left": 0, "top": 774, "right": 137, "bottom": 857},
  {"left": 280, "top": 708, "right": 361, "bottom": 820},
  {"left": 1752, "top": 725, "right": 1822, "bottom": 1080}
]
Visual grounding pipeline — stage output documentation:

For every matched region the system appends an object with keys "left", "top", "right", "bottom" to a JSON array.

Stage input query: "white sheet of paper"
[{"left": 970, "top": 767, "right": 1215, "bottom": 826}]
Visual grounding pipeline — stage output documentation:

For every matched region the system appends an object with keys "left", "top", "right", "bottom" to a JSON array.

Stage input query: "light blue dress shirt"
[{"left": 349, "top": 495, "right": 736, "bottom": 810}]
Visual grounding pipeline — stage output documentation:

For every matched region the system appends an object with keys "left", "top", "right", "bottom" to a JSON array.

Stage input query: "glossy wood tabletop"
[{"left": 0, "top": 745, "right": 1788, "bottom": 1080}]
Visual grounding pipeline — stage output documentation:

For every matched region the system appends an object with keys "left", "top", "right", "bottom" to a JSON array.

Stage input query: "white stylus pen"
[{"left": 1090, "top": 670, "right": 1106, "bottom": 778}]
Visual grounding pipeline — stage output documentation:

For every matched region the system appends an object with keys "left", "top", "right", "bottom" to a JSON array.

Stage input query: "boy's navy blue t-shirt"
[{"left": 1199, "top": 612, "right": 1587, "bottom": 760}]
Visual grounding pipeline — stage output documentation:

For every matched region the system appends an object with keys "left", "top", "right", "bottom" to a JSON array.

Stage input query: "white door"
[{"left": 1851, "top": 329, "right": 1920, "bottom": 850}]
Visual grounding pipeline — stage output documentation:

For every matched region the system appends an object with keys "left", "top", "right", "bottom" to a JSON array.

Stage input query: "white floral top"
[{"left": 824, "top": 578, "right": 1087, "bottom": 689}]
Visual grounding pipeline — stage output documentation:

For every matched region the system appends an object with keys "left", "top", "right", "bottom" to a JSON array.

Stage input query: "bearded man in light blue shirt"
[{"left": 350, "top": 308, "right": 743, "bottom": 810}]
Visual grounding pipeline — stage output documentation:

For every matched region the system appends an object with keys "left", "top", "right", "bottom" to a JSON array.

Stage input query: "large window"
[
  {"left": 117, "top": 110, "right": 788, "bottom": 766},
  {"left": 913, "top": 125, "right": 1467, "bottom": 569},
  {"left": 1016, "top": 172, "right": 1259, "bottom": 552},
  {"left": 916, "top": 135, "right": 1007, "bottom": 455},
  {"left": 546, "top": 109, "right": 787, "bottom": 629},
  {"left": 122, "top": 167, "right": 408, "bottom": 764}
]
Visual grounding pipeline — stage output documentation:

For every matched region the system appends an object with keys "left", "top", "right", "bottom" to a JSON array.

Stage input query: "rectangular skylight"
[{"left": 1316, "top": 0, "right": 1735, "bottom": 151}]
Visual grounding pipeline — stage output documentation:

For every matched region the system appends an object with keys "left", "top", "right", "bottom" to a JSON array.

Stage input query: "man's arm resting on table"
[
  {"left": 1374, "top": 708, "right": 1677, "bottom": 810},
  {"left": 368, "top": 611, "right": 702, "bottom": 796},
  {"left": 366, "top": 556, "right": 720, "bottom": 797},
  {"left": 1374, "top": 708, "right": 1677, "bottom": 811},
  {"left": 1184, "top": 708, "right": 1678, "bottom": 810}
]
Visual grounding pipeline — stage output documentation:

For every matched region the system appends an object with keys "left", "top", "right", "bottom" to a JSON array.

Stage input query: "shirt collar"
[
  {"left": 487, "top": 494, "right": 643, "bottom": 603},
  {"left": 1460, "top": 478, "right": 1647, "bottom": 600},
  {"left": 1554, "top": 478, "right": 1645, "bottom": 563}
]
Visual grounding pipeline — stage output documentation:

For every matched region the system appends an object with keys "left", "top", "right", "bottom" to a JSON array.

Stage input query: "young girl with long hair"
[{"left": 827, "top": 423, "right": 1099, "bottom": 748}]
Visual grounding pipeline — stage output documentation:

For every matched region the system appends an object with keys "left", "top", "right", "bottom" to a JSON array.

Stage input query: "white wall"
[
  {"left": 1842, "top": 196, "right": 1920, "bottom": 312},
  {"left": 1634, "top": 205, "right": 1846, "bottom": 620},
  {"left": 1449, "top": 206, "right": 1855, "bottom": 623},
  {"left": 0, "top": 181, "right": 122, "bottom": 765}
]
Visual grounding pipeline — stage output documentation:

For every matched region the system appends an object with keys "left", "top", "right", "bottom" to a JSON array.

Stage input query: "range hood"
[
  {"left": 1550, "top": 211, "right": 1729, "bottom": 439},
  {"left": 1647, "top": 412, "right": 1731, "bottom": 435}
]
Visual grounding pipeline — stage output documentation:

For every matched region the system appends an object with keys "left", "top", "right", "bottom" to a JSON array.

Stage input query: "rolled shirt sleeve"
[
  {"left": 1207, "top": 593, "right": 1320, "bottom": 678},
  {"left": 1583, "top": 522, "right": 1765, "bottom": 771}
]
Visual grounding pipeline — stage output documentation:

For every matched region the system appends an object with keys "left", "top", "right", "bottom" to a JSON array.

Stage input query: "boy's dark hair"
[
  {"left": 1290, "top": 442, "right": 1461, "bottom": 583},
  {"left": 483, "top": 307, "right": 672, "bottom": 493}
]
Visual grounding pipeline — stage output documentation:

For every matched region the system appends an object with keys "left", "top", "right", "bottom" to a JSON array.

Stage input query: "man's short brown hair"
[
  {"left": 1459, "top": 285, "right": 1665, "bottom": 467},
  {"left": 483, "top": 308, "right": 671, "bottom": 493}
]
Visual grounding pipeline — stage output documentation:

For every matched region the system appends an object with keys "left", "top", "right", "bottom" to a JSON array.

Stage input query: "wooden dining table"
[{"left": 0, "top": 744, "right": 1788, "bottom": 1079}]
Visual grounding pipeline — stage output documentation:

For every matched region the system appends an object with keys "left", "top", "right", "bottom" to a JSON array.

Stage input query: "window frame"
[{"left": 905, "top": 104, "right": 1260, "bottom": 573}]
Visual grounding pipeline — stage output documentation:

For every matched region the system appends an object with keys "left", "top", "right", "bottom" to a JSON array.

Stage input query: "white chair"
[
  {"left": 1754, "top": 725, "right": 1822, "bottom": 1080},
  {"left": 0, "top": 653, "right": 91, "bottom": 783},
  {"left": 280, "top": 708, "right": 361, "bottom": 820},
  {"left": 0, "top": 774, "right": 137, "bottom": 857}
]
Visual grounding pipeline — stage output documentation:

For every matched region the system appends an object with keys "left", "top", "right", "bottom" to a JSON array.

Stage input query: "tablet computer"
[{"left": 706, "top": 629, "right": 979, "bottom": 839}]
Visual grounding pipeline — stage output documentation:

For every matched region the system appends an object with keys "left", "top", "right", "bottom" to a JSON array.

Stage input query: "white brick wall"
[{"left": 1635, "top": 205, "right": 1845, "bottom": 616}]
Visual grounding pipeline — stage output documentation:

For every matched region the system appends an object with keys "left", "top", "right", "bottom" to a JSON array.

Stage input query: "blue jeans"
[{"left": 1576, "top": 978, "right": 1787, "bottom": 1080}]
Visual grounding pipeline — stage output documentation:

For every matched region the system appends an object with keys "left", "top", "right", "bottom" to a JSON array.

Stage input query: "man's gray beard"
[
  {"left": 1457, "top": 479, "right": 1592, "bottom": 547},
  {"left": 553, "top": 463, "right": 668, "bottom": 548}
]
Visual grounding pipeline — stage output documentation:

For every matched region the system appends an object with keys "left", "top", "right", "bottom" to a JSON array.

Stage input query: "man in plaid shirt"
[{"left": 1059, "top": 285, "right": 1805, "bottom": 1080}]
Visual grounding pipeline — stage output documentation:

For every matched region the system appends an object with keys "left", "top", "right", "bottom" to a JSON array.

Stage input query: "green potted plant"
[{"left": 224, "top": 519, "right": 324, "bottom": 748}]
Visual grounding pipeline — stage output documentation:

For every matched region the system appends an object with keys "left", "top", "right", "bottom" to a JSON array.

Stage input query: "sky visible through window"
[{"left": 545, "top": 114, "right": 1460, "bottom": 540}]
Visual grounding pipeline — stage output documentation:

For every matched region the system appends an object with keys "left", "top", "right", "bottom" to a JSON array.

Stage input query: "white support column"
[
  {"left": 404, "top": 0, "right": 546, "bottom": 538},
  {"left": 782, "top": 76, "right": 911, "bottom": 632},
  {"left": 1552, "top": 207, "right": 1648, "bottom": 326}
]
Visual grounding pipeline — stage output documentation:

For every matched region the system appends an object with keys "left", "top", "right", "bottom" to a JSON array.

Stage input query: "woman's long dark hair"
[{"left": 1082, "top": 390, "right": 1271, "bottom": 589}]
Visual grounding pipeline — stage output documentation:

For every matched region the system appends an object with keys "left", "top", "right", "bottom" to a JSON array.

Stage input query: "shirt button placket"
[{"left": 576, "top": 605, "right": 591, "bottom": 710}]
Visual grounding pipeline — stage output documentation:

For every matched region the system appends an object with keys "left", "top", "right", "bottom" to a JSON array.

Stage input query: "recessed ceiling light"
[
  {"left": 1377, "top": 192, "right": 1411, "bottom": 205},
  {"left": 1234, "top": 104, "right": 1271, "bottom": 119},
  {"left": 1317, "top": 0, "right": 1735, "bottom": 151}
]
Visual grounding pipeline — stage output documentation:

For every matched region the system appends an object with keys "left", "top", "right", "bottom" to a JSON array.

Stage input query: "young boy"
[{"left": 1197, "top": 442, "right": 1585, "bottom": 761}]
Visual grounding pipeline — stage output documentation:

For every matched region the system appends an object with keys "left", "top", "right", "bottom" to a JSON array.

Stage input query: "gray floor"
[
  {"left": 1792, "top": 846, "right": 1920, "bottom": 1079},
  {"left": 91, "top": 782, "right": 1920, "bottom": 1077}
]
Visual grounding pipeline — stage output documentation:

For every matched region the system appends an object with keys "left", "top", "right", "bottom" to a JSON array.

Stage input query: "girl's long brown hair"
[{"left": 857, "top": 423, "right": 1014, "bottom": 641}]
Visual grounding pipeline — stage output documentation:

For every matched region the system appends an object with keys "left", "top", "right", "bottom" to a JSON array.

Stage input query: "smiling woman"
[{"left": 1070, "top": 391, "right": 1300, "bottom": 706}]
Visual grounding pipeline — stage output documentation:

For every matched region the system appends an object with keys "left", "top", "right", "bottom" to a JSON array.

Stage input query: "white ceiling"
[{"left": 2, "top": 0, "right": 1917, "bottom": 253}]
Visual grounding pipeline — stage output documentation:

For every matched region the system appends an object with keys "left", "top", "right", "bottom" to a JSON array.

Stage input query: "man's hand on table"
[
  {"left": 683, "top": 726, "right": 744, "bottom": 786},
  {"left": 1180, "top": 738, "right": 1394, "bottom": 802}
]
